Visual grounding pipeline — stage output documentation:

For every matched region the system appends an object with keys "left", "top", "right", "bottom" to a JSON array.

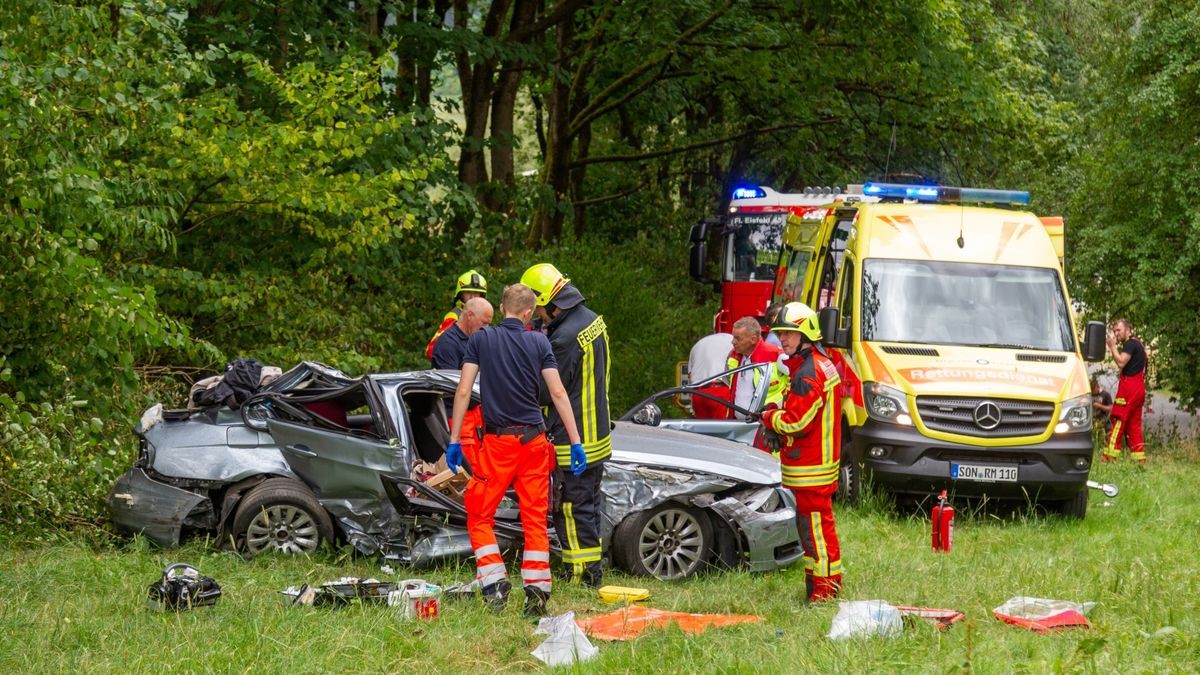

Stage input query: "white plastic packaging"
[{"left": 826, "top": 600, "right": 903, "bottom": 640}]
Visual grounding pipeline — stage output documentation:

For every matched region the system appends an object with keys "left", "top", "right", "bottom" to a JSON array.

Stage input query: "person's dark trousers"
[{"left": 554, "top": 461, "right": 605, "bottom": 586}]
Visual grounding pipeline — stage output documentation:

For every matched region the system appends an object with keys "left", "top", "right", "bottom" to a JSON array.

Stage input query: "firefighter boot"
[
  {"left": 523, "top": 586, "right": 549, "bottom": 618},
  {"left": 581, "top": 562, "right": 603, "bottom": 589},
  {"left": 481, "top": 579, "right": 512, "bottom": 614}
]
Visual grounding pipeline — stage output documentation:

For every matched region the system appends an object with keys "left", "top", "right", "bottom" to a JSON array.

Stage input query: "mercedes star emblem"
[{"left": 973, "top": 401, "right": 1002, "bottom": 430}]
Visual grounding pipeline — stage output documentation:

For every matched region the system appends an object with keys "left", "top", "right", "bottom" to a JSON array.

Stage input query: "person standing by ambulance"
[
  {"left": 727, "top": 316, "right": 787, "bottom": 420},
  {"left": 432, "top": 297, "right": 493, "bottom": 463},
  {"left": 447, "top": 284, "right": 582, "bottom": 617},
  {"left": 425, "top": 270, "right": 489, "bottom": 363},
  {"left": 759, "top": 302, "right": 843, "bottom": 602},
  {"left": 520, "top": 263, "right": 610, "bottom": 588},
  {"left": 1103, "top": 318, "right": 1148, "bottom": 463}
]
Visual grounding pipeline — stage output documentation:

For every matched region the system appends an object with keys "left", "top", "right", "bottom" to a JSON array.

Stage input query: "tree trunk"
[
  {"left": 528, "top": 12, "right": 574, "bottom": 247},
  {"left": 571, "top": 100, "right": 591, "bottom": 238}
]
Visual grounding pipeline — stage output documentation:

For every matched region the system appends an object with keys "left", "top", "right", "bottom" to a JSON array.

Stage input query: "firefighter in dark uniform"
[
  {"left": 425, "top": 269, "right": 488, "bottom": 363},
  {"left": 759, "top": 302, "right": 843, "bottom": 602},
  {"left": 520, "top": 263, "right": 610, "bottom": 588},
  {"left": 447, "top": 284, "right": 582, "bottom": 617}
]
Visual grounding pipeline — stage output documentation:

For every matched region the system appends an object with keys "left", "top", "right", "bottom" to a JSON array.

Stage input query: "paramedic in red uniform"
[
  {"left": 432, "top": 297, "right": 493, "bottom": 463},
  {"left": 759, "top": 302, "right": 843, "bottom": 601},
  {"left": 1103, "top": 318, "right": 1147, "bottom": 463},
  {"left": 447, "top": 284, "right": 583, "bottom": 617}
]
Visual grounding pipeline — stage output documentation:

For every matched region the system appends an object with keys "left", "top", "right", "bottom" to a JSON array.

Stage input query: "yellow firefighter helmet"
[
  {"left": 771, "top": 302, "right": 822, "bottom": 342},
  {"left": 455, "top": 270, "right": 488, "bottom": 299},
  {"left": 520, "top": 263, "right": 570, "bottom": 307}
]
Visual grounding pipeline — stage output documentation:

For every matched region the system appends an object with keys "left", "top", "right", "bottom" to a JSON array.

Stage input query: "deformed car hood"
[{"left": 609, "top": 421, "right": 781, "bottom": 484}]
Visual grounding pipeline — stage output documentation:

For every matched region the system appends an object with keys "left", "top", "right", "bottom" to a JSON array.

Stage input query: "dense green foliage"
[
  {"left": 3, "top": 455, "right": 1199, "bottom": 671},
  {"left": 0, "top": 0, "right": 1196, "bottom": 532}
]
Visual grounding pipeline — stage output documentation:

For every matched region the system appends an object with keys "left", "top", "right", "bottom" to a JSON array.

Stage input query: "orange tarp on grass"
[{"left": 576, "top": 605, "right": 763, "bottom": 641}]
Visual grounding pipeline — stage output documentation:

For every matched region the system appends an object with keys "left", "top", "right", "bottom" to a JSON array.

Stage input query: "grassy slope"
[{"left": 2, "top": 456, "right": 1198, "bottom": 672}]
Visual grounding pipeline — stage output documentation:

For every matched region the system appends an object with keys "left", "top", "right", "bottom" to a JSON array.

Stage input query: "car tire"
[
  {"left": 1053, "top": 488, "right": 1088, "bottom": 520},
  {"left": 613, "top": 504, "right": 712, "bottom": 580},
  {"left": 232, "top": 478, "right": 334, "bottom": 556}
]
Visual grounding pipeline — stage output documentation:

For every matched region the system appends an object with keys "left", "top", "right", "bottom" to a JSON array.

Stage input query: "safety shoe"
[
  {"left": 523, "top": 587, "right": 550, "bottom": 618},
  {"left": 580, "top": 563, "right": 603, "bottom": 590},
  {"left": 1100, "top": 454, "right": 1116, "bottom": 464},
  {"left": 481, "top": 579, "right": 512, "bottom": 614}
]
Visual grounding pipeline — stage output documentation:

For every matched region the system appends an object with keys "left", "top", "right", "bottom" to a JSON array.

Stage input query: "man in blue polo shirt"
[
  {"left": 448, "top": 283, "right": 583, "bottom": 617},
  {"left": 433, "top": 297, "right": 493, "bottom": 461}
]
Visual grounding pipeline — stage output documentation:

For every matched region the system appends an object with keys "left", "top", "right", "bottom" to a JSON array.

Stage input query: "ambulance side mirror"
[
  {"left": 819, "top": 307, "right": 849, "bottom": 349},
  {"left": 1080, "top": 321, "right": 1106, "bottom": 362}
]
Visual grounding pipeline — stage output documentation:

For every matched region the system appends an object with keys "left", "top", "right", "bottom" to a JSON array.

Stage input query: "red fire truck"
[{"left": 688, "top": 185, "right": 856, "bottom": 332}]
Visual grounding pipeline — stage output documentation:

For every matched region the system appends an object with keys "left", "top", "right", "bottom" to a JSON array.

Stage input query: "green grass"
[{"left": 2, "top": 455, "right": 1199, "bottom": 673}]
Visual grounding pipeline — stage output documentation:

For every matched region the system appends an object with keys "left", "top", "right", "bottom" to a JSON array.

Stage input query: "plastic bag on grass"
[
  {"left": 827, "top": 600, "right": 903, "bottom": 640},
  {"left": 993, "top": 596, "right": 1095, "bottom": 632},
  {"left": 531, "top": 611, "right": 598, "bottom": 666}
]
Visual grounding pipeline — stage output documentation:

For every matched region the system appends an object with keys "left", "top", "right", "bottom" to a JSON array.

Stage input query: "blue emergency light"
[
  {"left": 732, "top": 186, "right": 767, "bottom": 200},
  {"left": 863, "top": 182, "right": 1030, "bottom": 206}
]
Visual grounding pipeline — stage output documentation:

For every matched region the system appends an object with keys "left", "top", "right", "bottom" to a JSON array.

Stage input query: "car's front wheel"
[
  {"left": 1052, "top": 488, "right": 1088, "bottom": 520},
  {"left": 232, "top": 478, "right": 334, "bottom": 556},
  {"left": 613, "top": 504, "right": 712, "bottom": 580}
]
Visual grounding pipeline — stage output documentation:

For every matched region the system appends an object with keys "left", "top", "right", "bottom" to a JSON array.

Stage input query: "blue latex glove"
[
  {"left": 446, "top": 442, "right": 463, "bottom": 475},
  {"left": 569, "top": 443, "right": 587, "bottom": 477}
]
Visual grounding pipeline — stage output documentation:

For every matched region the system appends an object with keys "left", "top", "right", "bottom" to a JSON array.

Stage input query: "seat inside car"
[{"left": 404, "top": 392, "right": 451, "bottom": 463}]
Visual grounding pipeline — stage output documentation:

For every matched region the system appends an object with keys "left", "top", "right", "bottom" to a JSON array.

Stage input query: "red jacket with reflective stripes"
[{"left": 763, "top": 346, "right": 842, "bottom": 491}]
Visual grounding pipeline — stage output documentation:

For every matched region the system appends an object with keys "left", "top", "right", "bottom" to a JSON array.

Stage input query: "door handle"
[{"left": 285, "top": 443, "right": 316, "bottom": 457}]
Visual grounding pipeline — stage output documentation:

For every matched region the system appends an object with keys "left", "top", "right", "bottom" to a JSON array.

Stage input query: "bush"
[{"left": 0, "top": 391, "right": 125, "bottom": 539}]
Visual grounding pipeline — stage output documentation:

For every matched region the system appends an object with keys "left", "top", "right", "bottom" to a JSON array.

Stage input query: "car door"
[
  {"left": 269, "top": 420, "right": 404, "bottom": 499},
  {"left": 654, "top": 362, "right": 773, "bottom": 445}
]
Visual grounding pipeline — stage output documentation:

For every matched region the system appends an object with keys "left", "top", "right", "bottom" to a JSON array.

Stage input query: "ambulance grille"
[
  {"left": 881, "top": 345, "right": 940, "bottom": 357},
  {"left": 915, "top": 396, "right": 1055, "bottom": 438},
  {"left": 1016, "top": 353, "right": 1067, "bottom": 363}
]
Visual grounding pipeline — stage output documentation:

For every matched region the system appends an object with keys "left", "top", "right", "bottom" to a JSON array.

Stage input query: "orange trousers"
[
  {"left": 455, "top": 406, "right": 484, "bottom": 463},
  {"left": 465, "top": 432, "right": 555, "bottom": 594}
]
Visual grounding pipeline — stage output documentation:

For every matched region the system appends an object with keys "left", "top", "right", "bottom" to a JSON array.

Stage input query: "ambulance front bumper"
[{"left": 854, "top": 419, "right": 1093, "bottom": 500}]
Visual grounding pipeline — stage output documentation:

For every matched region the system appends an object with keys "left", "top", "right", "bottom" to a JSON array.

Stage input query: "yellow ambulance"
[{"left": 775, "top": 182, "right": 1106, "bottom": 517}]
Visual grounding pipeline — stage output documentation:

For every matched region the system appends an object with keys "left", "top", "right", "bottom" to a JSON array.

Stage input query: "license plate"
[{"left": 950, "top": 463, "right": 1018, "bottom": 482}]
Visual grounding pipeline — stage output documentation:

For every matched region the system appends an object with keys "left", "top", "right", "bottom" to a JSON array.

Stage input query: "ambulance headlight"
[
  {"left": 865, "top": 383, "right": 912, "bottom": 426},
  {"left": 1055, "top": 394, "right": 1092, "bottom": 433}
]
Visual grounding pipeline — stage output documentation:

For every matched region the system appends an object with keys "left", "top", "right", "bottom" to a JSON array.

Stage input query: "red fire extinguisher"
[{"left": 931, "top": 489, "right": 954, "bottom": 552}]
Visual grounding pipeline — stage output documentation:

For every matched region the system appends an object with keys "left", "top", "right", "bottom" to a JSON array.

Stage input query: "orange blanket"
[{"left": 576, "top": 605, "right": 762, "bottom": 641}]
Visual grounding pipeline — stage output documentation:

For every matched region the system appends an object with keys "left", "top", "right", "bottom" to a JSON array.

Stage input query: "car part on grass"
[
  {"left": 232, "top": 477, "right": 333, "bottom": 555},
  {"left": 613, "top": 504, "right": 713, "bottom": 580},
  {"left": 146, "top": 563, "right": 221, "bottom": 611},
  {"left": 281, "top": 578, "right": 395, "bottom": 607},
  {"left": 1086, "top": 479, "right": 1119, "bottom": 498}
]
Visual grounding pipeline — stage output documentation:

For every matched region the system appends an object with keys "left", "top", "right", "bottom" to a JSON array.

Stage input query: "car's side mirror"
[
  {"left": 242, "top": 398, "right": 274, "bottom": 431},
  {"left": 1080, "top": 320, "right": 1106, "bottom": 362},
  {"left": 819, "top": 306, "right": 849, "bottom": 349},
  {"left": 631, "top": 403, "right": 662, "bottom": 427}
]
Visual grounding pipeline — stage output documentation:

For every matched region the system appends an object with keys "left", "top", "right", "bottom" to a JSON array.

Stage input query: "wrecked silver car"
[{"left": 109, "top": 364, "right": 802, "bottom": 580}]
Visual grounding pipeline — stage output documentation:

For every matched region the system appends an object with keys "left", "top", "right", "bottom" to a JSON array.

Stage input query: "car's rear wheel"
[
  {"left": 233, "top": 478, "right": 333, "bottom": 556},
  {"left": 1053, "top": 488, "right": 1088, "bottom": 519},
  {"left": 613, "top": 504, "right": 712, "bottom": 580}
]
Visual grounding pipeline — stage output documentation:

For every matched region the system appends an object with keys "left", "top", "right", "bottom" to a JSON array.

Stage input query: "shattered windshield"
[{"left": 860, "top": 259, "right": 1075, "bottom": 350}]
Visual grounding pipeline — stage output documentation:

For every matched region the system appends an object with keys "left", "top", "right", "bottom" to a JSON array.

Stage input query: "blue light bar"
[
  {"left": 862, "top": 182, "right": 1030, "bottom": 206},
  {"left": 732, "top": 186, "right": 767, "bottom": 200}
]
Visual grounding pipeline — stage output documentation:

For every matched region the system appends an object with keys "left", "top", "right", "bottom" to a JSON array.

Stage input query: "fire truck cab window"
[{"left": 726, "top": 212, "right": 785, "bottom": 282}]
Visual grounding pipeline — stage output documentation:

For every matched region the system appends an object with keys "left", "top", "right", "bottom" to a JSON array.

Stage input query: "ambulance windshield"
[
  {"left": 725, "top": 212, "right": 786, "bottom": 282},
  {"left": 860, "top": 260, "right": 1075, "bottom": 351}
]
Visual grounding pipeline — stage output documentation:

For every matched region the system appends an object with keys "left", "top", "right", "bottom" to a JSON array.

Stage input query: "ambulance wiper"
[{"left": 976, "top": 342, "right": 1038, "bottom": 350}]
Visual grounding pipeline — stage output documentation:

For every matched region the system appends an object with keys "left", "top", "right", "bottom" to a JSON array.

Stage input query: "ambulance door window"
[
  {"left": 776, "top": 249, "right": 812, "bottom": 303},
  {"left": 836, "top": 256, "right": 856, "bottom": 334},
  {"left": 816, "top": 217, "right": 854, "bottom": 310}
]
